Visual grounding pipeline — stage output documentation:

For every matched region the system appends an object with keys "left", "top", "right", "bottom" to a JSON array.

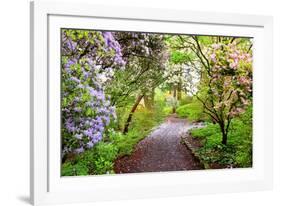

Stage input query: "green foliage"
[
  {"left": 61, "top": 162, "right": 89, "bottom": 176},
  {"left": 131, "top": 107, "right": 155, "bottom": 131},
  {"left": 191, "top": 123, "right": 220, "bottom": 140},
  {"left": 162, "top": 106, "right": 173, "bottom": 115},
  {"left": 170, "top": 51, "right": 195, "bottom": 64},
  {"left": 113, "top": 105, "right": 166, "bottom": 157},
  {"left": 179, "top": 96, "right": 193, "bottom": 106},
  {"left": 190, "top": 105, "right": 252, "bottom": 168},
  {"left": 176, "top": 100, "right": 207, "bottom": 121},
  {"left": 61, "top": 30, "right": 253, "bottom": 175},
  {"left": 108, "top": 129, "right": 143, "bottom": 157},
  {"left": 62, "top": 142, "right": 118, "bottom": 176},
  {"left": 91, "top": 142, "right": 118, "bottom": 174}
]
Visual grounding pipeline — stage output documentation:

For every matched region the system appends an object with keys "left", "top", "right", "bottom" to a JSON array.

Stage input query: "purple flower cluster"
[
  {"left": 61, "top": 30, "right": 125, "bottom": 156},
  {"left": 103, "top": 32, "right": 126, "bottom": 66},
  {"left": 62, "top": 80, "right": 117, "bottom": 153}
]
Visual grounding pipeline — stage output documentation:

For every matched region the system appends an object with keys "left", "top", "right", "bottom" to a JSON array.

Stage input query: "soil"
[{"left": 114, "top": 114, "right": 204, "bottom": 173}]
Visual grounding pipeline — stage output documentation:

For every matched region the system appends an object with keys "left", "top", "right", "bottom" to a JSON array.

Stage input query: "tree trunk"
[
  {"left": 222, "top": 132, "right": 227, "bottom": 145},
  {"left": 172, "top": 85, "right": 177, "bottom": 113},
  {"left": 143, "top": 95, "right": 151, "bottom": 110},
  {"left": 144, "top": 88, "right": 155, "bottom": 110},
  {"left": 219, "top": 122, "right": 228, "bottom": 145},
  {"left": 123, "top": 95, "right": 144, "bottom": 134},
  {"left": 177, "top": 83, "right": 182, "bottom": 100}
]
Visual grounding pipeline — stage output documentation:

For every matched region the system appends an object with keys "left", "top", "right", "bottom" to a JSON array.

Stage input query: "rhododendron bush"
[
  {"left": 201, "top": 40, "right": 252, "bottom": 144},
  {"left": 207, "top": 41, "right": 252, "bottom": 117},
  {"left": 61, "top": 29, "right": 125, "bottom": 156},
  {"left": 188, "top": 37, "right": 252, "bottom": 144}
]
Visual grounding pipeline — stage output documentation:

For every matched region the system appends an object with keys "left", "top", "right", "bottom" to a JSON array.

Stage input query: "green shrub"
[
  {"left": 176, "top": 100, "right": 206, "bottom": 121},
  {"left": 190, "top": 105, "right": 252, "bottom": 168},
  {"left": 92, "top": 142, "right": 118, "bottom": 174},
  {"left": 61, "top": 142, "right": 118, "bottom": 176},
  {"left": 229, "top": 106, "right": 252, "bottom": 167},
  {"left": 176, "top": 104, "right": 189, "bottom": 118},
  {"left": 61, "top": 161, "right": 89, "bottom": 176},
  {"left": 179, "top": 96, "right": 193, "bottom": 106},
  {"left": 191, "top": 123, "right": 219, "bottom": 139},
  {"left": 162, "top": 106, "right": 173, "bottom": 115},
  {"left": 131, "top": 107, "right": 155, "bottom": 131},
  {"left": 115, "top": 130, "right": 141, "bottom": 156},
  {"left": 108, "top": 127, "right": 148, "bottom": 157}
]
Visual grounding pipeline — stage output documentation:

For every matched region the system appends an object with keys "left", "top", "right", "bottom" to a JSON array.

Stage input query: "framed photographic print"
[{"left": 30, "top": 0, "right": 273, "bottom": 205}]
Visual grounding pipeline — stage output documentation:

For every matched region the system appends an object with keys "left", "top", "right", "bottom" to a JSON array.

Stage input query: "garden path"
[{"left": 114, "top": 114, "right": 204, "bottom": 173}]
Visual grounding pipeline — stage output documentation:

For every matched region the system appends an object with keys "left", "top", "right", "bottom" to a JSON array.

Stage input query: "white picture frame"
[{"left": 30, "top": 0, "right": 273, "bottom": 205}]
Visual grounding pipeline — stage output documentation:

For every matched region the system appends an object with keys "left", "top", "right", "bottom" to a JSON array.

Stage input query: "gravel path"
[{"left": 114, "top": 114, "right": 204, "bottom": 173}]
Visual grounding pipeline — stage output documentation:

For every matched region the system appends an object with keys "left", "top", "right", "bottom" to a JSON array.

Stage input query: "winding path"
[{"left": 114, "top": 114, "right": 204, "bottom": 173}]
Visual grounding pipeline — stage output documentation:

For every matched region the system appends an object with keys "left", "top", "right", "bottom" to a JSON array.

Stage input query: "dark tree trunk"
[
  {"left": 123, "top": 95, "right": 144, "bottom": 134},
  {"left": 177, "top": 83, "right": 182, "bottom": 100},
  {"left": 219, "top": 122, "right": 228, "bottom": 145},
  {"left": 222, "top": 132, "right": 227, "bottom": 145},
  {"left": 172, "top": 85, "right": 177, "bottom": 113}
]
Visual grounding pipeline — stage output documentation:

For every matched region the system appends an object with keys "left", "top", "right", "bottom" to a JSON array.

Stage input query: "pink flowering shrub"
[{"left": 197, "top": 40, "right": 252, "bottom": 144}]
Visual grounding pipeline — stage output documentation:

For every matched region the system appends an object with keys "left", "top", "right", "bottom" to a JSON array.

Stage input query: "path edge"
[{"left": 181, "top": 132, "right": 210, "bottom": 169}]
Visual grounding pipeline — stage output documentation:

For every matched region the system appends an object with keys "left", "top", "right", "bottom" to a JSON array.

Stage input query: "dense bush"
[
  {"left": 62, "top": 142, "right": 118, "bottom": 176},
  {"left": 179, "top": 96, "right": 193, "bottom": 106},
  {"left": 61, "top": 162, "right": 89, "bottom": 176},
  {"left": 190, "top": 105, "right": 252, "bottom": 168},
  {"left": 108, "top": 129, "right": 141, "bottom": 157},
  {"left": 176, "top": 100, "right": 207, "bottom": 121},
  {"left": 61, "top": 30, "right": 125, "bottom": 156}
]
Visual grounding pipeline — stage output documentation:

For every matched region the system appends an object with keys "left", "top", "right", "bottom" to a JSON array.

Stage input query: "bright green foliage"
[
  {"left": 190, "top": 105, "right": 252, "bottom": 167},
  {"left": 109, "top": 129, "right": 142, "bottom": 157},
  {"left": 113, "top": 104, "right": 167, "bottom": 157},
  {"left": 91, "top": 142, "right": 118, "bottom": 174},
  {"left": 62, "top": 142, "right": 118, "bottom": 176},
  {"left": 61, "top": 162, "right": 89, "bottom": 176},
  {"left": 176, "top": 100, "right": 207, "bottom": 121},
  {"left": 170, "top": 50, "right": 195, "bottom": 64},
  {"left": 179, "top": 96, "right": 193, "bottom": 106}
]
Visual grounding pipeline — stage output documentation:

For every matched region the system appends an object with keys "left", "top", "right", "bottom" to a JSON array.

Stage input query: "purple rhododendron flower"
[{"left": 61, "top": 30, "right": 123, "bottom": 156}]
